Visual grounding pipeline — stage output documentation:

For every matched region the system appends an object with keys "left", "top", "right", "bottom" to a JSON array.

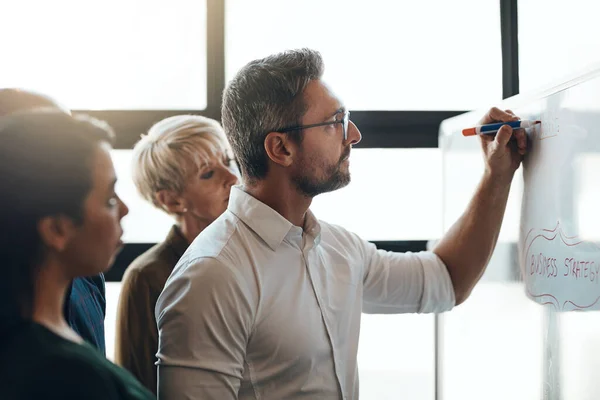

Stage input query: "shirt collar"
[
  {"left": 228, "top": 186, "right": 322, "bottom": 251},
  {"left": 165, "top": 224, "right": 189, "bottom": 259},
  {"left": 303, "top": 208, "right": 322, "bottom": 245}
]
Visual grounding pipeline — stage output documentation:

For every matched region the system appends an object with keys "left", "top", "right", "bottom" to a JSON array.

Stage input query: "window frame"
[
  {"left": 77, "top": 0, "right": 469, "bottom": 150},
  {"left": 75, "top": 0, "right": 520, "bottom": 151}
]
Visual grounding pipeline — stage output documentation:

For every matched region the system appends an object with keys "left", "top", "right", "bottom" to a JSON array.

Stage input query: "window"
[
  {"left": 226, "top": 0, "right": 502, "bottom": 111},
  {"left": 105, "top": 282, "right": 121, "bottom": 361},
  {"left": 0, "top": 0, "right": 207, "bottom": 110},
  {"left": 519, "top": 0, "right": 600, "bottom": 93},
  {"left": 112, "top": 150, "right": 176, "bottom": 244},
  {"left": 311, "top": 148, "right": 442, "bottom": 240}
]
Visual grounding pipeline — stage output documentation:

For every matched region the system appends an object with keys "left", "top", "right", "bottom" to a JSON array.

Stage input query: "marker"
[{"left": 462, "top": 120, "right": 541, "bottom": 136}]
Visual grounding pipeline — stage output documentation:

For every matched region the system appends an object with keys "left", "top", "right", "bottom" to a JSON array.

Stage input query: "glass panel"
[
  {"left": 575, "top": 153, "right": 600, "bottom": 241},
  {"left": 113, "top": 148, "right": 442, "bottom": 243},
  {"left": 358, "top": 314, "right": 434, "bottom": 400},
  {"left": 439, "top": 108, "right": 544, "bottom": 400},
  {"left": 440, "top": 283, "right": 544, "bottom": 400},
  {"left": 0, "top": 0, "right": 207, "bottom": 110},
  {"left": 439, "top": 78, "right": 600, "bottom": 399},
  {"left": 519, "top": 0, "right": 600, "bottom": 93},
  {"left": 225, "top": 0, "right": 502, "bottom": 111},
  {"left": 559, "top": 312, "right": 600, "bottom": 399},
  {"left": 442, "top": 151, "right": 524, "bottom": 243}
]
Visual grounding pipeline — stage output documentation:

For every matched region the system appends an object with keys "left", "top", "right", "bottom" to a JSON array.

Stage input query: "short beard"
[{"left": 292, "top": 153, "right": 351, "bottom": 198}]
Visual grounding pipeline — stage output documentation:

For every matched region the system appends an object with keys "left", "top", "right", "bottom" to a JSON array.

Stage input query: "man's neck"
[{"left": 244, "top": 179, "right": 312, "bottom": 228}]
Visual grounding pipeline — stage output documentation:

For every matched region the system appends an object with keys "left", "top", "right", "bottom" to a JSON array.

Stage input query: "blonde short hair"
[{"left": 132, "top": 115, "right": 231, "bottom": 211}]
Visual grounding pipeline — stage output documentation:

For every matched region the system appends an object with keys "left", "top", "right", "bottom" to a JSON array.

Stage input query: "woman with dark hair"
[
  {"left": 0, "top": 87, "right": 109, "bottom": 354},
  {"left": 0, "top": 110, "right": 154, "bottom": 399},
  {"left": 0, "top": 87, "right": 66, "bottom": 116}
]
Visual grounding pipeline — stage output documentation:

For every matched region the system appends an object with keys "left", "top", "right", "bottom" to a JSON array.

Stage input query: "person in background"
[
  {"left": 0, "top": 88, "right": 67, "bottom": 115},
  {"left": 0, "top": 88, "right": 108, "bottom": 354},
  {"left": 155, "top": 48, "right": 528, "bottom": 399},
  {"left": 0, "top": 110, "right": 154, "bottom": 399},
  {"left": 114, "top": 115, "right": 238, "bottom": 394}
]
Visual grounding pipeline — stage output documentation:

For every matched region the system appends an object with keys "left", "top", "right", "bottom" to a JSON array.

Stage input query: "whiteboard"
[
  {"left": 438, "top": 65, "right": 600, "bottom": 400},
  {"left": 440, "top": 64, "right": 600, "bottom": 311}
]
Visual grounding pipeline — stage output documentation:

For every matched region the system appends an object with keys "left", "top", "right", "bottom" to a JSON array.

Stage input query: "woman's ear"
[
  {"left": 37, "top": 215, "right": 76, "bottom": 252},
  {"left": 156, "top": 190, "right": 187, "bottom": 215}
]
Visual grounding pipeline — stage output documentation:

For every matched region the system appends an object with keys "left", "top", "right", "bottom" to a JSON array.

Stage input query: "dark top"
[
  {"left": 0, "top": 321, "right": 155, "bottom": 400},
  {"left": 115, "top": 225, "right": 189, "bottom": 395},
  {"left": 64, "top": 274, "right": 107, "bottom": 354}
]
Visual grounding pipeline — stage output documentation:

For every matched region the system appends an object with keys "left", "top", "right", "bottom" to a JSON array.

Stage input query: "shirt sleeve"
[
  {"left": 115, "top": 267, "right": 159, "bottom": 395},
  {"left": 155, "top": 257, "right": 255, "bottom": 400},
  {"left": 361, "top": 239, "right": 456, "bottom": 314}
]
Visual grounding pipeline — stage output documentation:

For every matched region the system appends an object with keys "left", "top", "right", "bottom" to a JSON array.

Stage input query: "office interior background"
[{"left": 2, "top": 0, "right": 600, "bottom": 399}]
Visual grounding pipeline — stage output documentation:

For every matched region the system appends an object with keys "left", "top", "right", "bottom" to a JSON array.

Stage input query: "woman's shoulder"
[
  {"left": 1, "top": 323, "right": 155, "bottom": 399},
  {"left": 1, "top": 323, "right": 115, "bottom": 394},
  {"left": 36, "top": 343, "right": 155, "bottom": 399}
]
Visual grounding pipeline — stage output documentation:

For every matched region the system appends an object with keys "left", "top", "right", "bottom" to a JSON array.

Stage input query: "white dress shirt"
[{"left": 156, "top": 186, "right": 455, "bottom": 400}]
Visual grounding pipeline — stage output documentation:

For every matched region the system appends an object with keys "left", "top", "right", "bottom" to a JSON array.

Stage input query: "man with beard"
[{"left": 155, "top": 49, "right": 527, "bottom": 400}]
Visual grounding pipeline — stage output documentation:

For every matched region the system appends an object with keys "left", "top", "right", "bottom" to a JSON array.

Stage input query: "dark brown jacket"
[{"left": 114, "top": 225, "right": 188, "bottom": 395}]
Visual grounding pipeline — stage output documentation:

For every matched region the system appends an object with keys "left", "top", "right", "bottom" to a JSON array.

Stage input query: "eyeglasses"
[{"left": 277, "top": 111, "right": 350, "bottom": 141}]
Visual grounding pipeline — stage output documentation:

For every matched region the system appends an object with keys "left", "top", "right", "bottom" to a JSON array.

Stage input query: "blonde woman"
[{"left": 114, "top": 115, "right": 238, "bottom": 394}]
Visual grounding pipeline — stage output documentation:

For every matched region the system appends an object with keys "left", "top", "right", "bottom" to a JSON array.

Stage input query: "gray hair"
[{"left": 221, "top": 48, "right": 324, "bottom": 181}]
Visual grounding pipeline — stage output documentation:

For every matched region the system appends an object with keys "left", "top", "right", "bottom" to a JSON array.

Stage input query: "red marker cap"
[{"left": 462, "top": 127, "right": 477, "bottom": 136}]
